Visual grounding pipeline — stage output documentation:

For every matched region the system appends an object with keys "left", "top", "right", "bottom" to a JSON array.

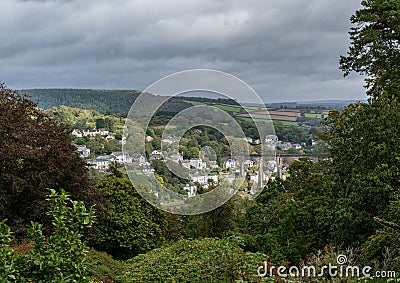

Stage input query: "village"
[{"left": 72, "top": 128, "right": 317, "bottom": 198}]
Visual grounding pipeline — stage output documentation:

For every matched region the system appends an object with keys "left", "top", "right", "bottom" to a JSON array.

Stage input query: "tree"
[
  {"left": 244, "top": 158, "right": 335, "bottom": 264},
  {"left": 360, "top": 200, "right": 400, "bottom": 271},
  {"left": 0, "top": 85, "right": 105, "bottom": 237},
  {"left": 339, "top": 0, "right": 400, "bottom": 98},
  {"left": 95, "top": 118, "right": 106, "bottom": 129},
  {"left": 180, "top": 198, "right": 237, "bottom": 239},
  {"left": 0, "top": 189, "right": 95, "bottom": 282},
  {"left": 321, "top": 99, "right": 400, "bottom": 246},
  {"left": 89, "top": 176, "right": 166, "bottom": 260},
  {"left": 325, "top": 0, "right": 400, "bottom": 246}
]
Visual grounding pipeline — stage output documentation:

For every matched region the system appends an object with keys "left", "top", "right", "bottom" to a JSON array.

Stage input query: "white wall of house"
[{"left": 183, "top": 184, "right": 197, "bottom": 198}]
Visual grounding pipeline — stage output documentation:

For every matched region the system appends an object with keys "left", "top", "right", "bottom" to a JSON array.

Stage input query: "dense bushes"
[
  {"left": 0, "top": 189, "right": 95, "bottom": 282},
  {"left": 0, "top": 85, "right": 106, "bottom": 238},
  {"left": 89, "top": 176, "right": 166, "bottom": 260},
  {"left": 119, "top": 237, "right": 265, "bottom": 282}
]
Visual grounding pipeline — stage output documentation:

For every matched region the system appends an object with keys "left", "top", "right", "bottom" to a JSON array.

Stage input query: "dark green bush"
[
  {"left": 0, "top": 189, "right": 95, "bottom": 283},
  {"left": 119, "top": 237, "right": 266, "bottom": 282}
]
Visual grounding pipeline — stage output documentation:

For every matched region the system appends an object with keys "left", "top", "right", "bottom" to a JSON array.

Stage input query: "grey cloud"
[{"left": 1, "top": 0, "right": 366, "bottom": 102}]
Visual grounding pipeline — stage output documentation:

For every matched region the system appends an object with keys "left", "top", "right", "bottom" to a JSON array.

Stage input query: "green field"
[
  {"left": 186, "top": 101, "right": 206, "bottom": 106},
  {"left": 186, "top": 101, "right": 272, "bottom": 113},
  {"left": 208, "top": 103, "right": 244, "bottom": 113},
  {"left": 305, "top": 113, "right": 325, "bottom": 118},
  {"left": 186, "top": 101, "right": 303, "bottom": 126},
  {"left": 238, "top": 117, "right": 274, "bottom": 123},
  {"left": 279, "top": 121, "right": 300, "bottom": 126}
]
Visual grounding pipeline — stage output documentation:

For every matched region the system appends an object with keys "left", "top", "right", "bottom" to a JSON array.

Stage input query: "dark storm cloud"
[{"left": 1, "top": 0, "right": 366, "bottom": 102}]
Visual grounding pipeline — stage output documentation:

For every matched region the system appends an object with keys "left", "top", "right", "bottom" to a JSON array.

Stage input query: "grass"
[
  {"left": 240, "top": 117, "right": 299, "bottom": 126},
  {"left": 239, "top": 117, "right": 274, "bottom": 123},
  {"left": 185, "top": 101, "right": 273, "bottom": 114},
  {"left": 185, "top": 100, "right": 206, "bottom": 106},
  {"left": 209, "top": 103, "right": 244, "bottom": 113},
  {"left": 304, "top": 113, "right": 325, "bottom": 118},
  {"left": 275, "top": 121, "right": 300, "bottom": 126}
]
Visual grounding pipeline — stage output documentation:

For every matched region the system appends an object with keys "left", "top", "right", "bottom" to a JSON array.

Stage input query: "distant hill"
[
  {"left": 17, "top": 89, "right": 236, "bottom": 114},
  {"left": 17, "top": 88, "right": 364, "bottom": 116},
  {"left": 18, "top": 89, "right": 141, "bottom": 114},
  {"left": 265, "top": 99, "right": 367, "bottom": 109},
  {"left": 296, "top": 99, "right": 367, "bottom": 107}
]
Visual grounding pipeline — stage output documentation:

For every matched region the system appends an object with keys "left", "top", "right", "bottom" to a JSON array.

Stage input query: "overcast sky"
[{"left": 1, "top": 0, "right": 367, "bottom": 102}]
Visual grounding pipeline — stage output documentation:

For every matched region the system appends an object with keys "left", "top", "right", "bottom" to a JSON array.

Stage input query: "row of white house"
[
  {"left": 72, "top": 128, "right": 109, "bottom": 137},
  {"left": 87, "top": 152, "right": 146, "bottom": 171}
]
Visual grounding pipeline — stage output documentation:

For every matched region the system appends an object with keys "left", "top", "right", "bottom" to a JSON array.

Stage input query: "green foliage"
[
  {"left": 51, "top": 106, "right": 125, "bottom": 132},
  {"left": 86, "top": 249, "right": 126, "bottom": 283},
  {"left": 119, "top": 238, "right": 265, "bottom": 283},
  {"left": 26, "top": 189, "right": 95, "bottom": 282},
  {"left": 340, "top": 0, "right": 400, "bottom": 98},
  {"left": 273, "top": 121, "right": 311, "bottom": 144},
  {"left": 95, "top": 118, "right": 107, "bottom": 129},
  {"left": 245, "top": 159, "right": 335, "bottom": 264},
  {"left": 361, "top": 201, "right": 400, "bottom": 271},
  {"left": 0, "top": 85, "right": 105, "bottom": 238},
  {"left": 0, "top": 220, "right": 25, "bottom": 282},
  {"left": 179, "top": 198, "right": 237, "bottom": 239},
  {"left": 19, "top": 89, "right": 140, "bottom": 114},
  {"left": 152, "top": 160, "right": 186, "bottom": 191},
  {"left": 321, "top": 98, "right": 400, "bottom": 245},
  {"left": 0, "top": 189, "right": 95, "bottom": 283},
  {"left": 89, "top": 176, "right": 166, "bottom": 260}
]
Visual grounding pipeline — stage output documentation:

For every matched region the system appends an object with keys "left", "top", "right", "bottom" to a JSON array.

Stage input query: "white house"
[
  {"left": 265, "top": 135, "right": 279, "bottom": 144},
  {"left": 76, "top": 145, "right": 90, "bottom": 158},
  {"left": 248, "top": 173, "right": 258, "bottom": 183},
  {"left": 82, "top": 128, "right": 109, "bottom": 137},
  {"left": 88, "top": 156, "right": 110, "bottom": 171},
  {"left": 110, "top": 152, "right": 132, "bottom": 164},
  {"left": 207, "top": 175, "right": 219, "bottom": 184},
  {"left": 71, "top": 129, "right": 83, "bottom": 138},
  {"left": 248, "top": 172, "right": 268, "bottom": 184},
  {"left": 190, "top": 174, "right": 208, "bottom": 185},
  {"left": 190, "top": 174, "right": 218, "bottom": 185},
  {"left": 98, "top": 128, "right": 109, "bottom": 136},
  {"left": 190, "top": 158, "right": 207, "bottom": 170},
  {"left": 183, "top": 184, "right": 197, "bottom": 198},
  {"left": 293, "top": 143, "right": 302, "bottom": 150},
  {"left": 279, "top": 142, "right": 292, "bottom": 151},
  {"left": 132, "top": 154, "right": 146, "bottom": 165},
  {"left": 243, "top": 137, "right": 253, "bottom": 143},
  {"left": 243, "top": 159, "right": 254, "bottom": 167},
  {"left": 119, "top": 136, "right": 127, "bottom": 145},
  {"left": 151, "top": 150, "right": 163, "bottom": 156},
  {"left": 142, "top": 164, "right": 154, "bottom": 175},
  {"left": 224, "top": 159, "right": 237, "bottom": 169},
  {"left": 162, "top": 138, "right": 178, "bottom": 144}
]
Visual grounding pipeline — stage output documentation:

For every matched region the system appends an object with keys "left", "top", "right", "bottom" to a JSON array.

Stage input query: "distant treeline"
[
  {"left": 19, "top": 89, "right": 141, "bottom": 114},
  {"left": 17, "top": 89, "right": 229, "bottom": 115},
  {"left": 178, "top": 95, "right": 239, "bottom": 106}
]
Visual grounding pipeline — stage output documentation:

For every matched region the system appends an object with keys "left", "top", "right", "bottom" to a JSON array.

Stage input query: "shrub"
[
  {"left": 0, "top": 189, "right": 95, "bottom": 282},
  {"left": 119, "top": 237, "right": 266, "bottom": 282}
]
